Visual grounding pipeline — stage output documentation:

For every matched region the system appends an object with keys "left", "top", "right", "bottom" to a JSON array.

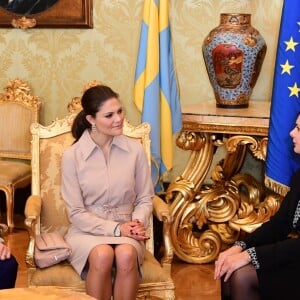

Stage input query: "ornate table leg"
[{"left": 166, "top": 130, "right": 283, "bottom": 264}]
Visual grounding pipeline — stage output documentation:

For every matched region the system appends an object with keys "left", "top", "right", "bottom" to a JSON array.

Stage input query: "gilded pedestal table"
[{"left": 165, "top": 100, "right": 283, "bottom": 263}]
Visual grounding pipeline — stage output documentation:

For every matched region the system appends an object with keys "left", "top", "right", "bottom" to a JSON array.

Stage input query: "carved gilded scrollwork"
[
  {"left": 229, "top": 173, "right": 283, "bottom": 233},
  {"left": 67, "top": 80, "right": 103, "bottom": 114},
  {"left": 0, "top": 78, "right": 40, "bottom": 108},
  {"left": 166, "top": 128, "right": 282, "bottom": 264},
  {"left": 226, "top": 135, "right": 268, "bottom": 161},
  {"left": 176, "top": 130, "right": 206, "bottom": 151},
  {"left": 11, "top": 16, "right": 37, "bottom": 30}
]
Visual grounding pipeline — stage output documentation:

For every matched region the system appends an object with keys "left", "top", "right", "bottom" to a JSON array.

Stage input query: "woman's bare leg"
[
  {"left": 113, "top": 244, "right": 139, "bottom": 300},
  {"left": 86, "top": 244, "right": 114, "bottom": 300}
]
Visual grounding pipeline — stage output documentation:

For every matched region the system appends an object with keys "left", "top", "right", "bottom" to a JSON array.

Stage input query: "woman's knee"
[
  {"left": 0, "top": 256, "right": 18, "bottom": 289},
  {"left": 115, "top": 245, "right": 137, "bottom": 271},
  {"left": 230, "top": 264, "right": 258, "bottom": 292},
  {"left": 233, "top": 264, "right": 257, "bottom": 283},
  {"left": 6, "top": 255, "right": 18, "bottom": 271},
  {"left": 224, "top": 265, "right": 259, "bottom": 300},
  {"left": 89, "top": 245, "right": 114, "bottom": 271}
]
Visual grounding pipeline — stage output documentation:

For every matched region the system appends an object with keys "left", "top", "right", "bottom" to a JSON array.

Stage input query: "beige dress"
[{"left": 61, "top": 130, "right": 154, "bottom": 279}]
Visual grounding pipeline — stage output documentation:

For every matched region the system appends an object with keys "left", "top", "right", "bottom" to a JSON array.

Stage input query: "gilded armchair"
[
  {"left": 24, "top": 110, "right": 175, "bottom": 299},
  {"left": 0, "top": 79, "right": 41, "bottom": 231}
]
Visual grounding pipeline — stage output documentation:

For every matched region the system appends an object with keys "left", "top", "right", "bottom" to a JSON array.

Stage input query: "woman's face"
[
  {"left": 290, "top": 114, "right": 300, "bottom": 154},
  {"left": 87, "top": 97, "right": 124, "bottom": 137}
]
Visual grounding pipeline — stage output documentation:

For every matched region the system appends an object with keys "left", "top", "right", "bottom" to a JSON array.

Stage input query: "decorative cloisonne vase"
[{"left": 202, "top": 13, "right": 267, "bottom": 108}]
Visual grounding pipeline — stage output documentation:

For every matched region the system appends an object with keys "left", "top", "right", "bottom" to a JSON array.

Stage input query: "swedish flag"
[
  {"left": 134, "top": 0, "right": 182, "bottom": 190},
  {"left": 265, "top": 0, "right": 300, "bottom": 196}
]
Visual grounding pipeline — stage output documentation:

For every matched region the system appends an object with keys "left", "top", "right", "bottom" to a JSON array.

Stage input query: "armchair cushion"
[
  {"left": 29, "top": 263, "right": 84, "bottom": 288},
  {"left": 0, "top": 161, "right": 31, "bottom": 183}
]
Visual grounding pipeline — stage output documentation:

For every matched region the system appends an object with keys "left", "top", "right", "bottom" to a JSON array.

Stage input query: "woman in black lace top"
[{"left": 214, "top": 113, "right": 300, "bottom": 300}]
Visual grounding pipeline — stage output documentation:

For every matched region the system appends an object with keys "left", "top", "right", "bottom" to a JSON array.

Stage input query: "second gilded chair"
[{"left": 0, "top": 79, "right": 41, "bottom": 231}]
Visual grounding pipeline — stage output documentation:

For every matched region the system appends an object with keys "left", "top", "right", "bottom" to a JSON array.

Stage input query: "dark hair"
[{"left": 71, "top": 85, "right": 119, "bottom": 142}]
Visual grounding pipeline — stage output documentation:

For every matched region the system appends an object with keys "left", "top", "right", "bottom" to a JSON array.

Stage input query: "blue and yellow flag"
[
  {"left": 265, "top": 0, "right": 300, "bottom": 196},
  {"left": 134, "top": 0, "right": 182, "bottom": 190}
]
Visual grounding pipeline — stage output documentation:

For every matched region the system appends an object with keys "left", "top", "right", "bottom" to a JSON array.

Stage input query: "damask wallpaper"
[{"left": 0, "top": 0, "right": 283, "bottom": 179}]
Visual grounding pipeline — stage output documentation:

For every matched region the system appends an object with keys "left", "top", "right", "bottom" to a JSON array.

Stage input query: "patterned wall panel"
[{"left": 0, "top": 0, "right": 284, "bottom": 178}]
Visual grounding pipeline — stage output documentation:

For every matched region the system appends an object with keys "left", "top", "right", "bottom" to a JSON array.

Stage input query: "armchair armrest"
[
  {"left": 25, "top": 195, "right": 42, "bottom": 218},
  {"left": 24, "top": 195, "right": 42, "bottom": 267},
  {"left": 153, "top": 195, "right": 173, "bottom": 223},
  {"left": 152, "top": 195, "right": 174, "bottom": 273}
]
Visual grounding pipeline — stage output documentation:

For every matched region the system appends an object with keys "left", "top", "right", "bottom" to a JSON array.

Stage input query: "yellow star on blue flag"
[
  {"left": 265, "top": 0, "right": 300, "bottom": 195},
  {"left": 134, "top": 0, "right": 182, "bottom": 191}
]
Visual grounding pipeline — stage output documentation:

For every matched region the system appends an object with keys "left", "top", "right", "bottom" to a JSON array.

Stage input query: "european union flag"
[
  {"left": 134, "top": 0, "right": 182, "bottom": 191},
  {"left": 265, "top": 0, "right": 300, "bottom": 196}
]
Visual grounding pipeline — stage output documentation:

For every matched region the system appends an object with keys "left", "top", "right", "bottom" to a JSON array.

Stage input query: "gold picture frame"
[{"left": 0, "top": 0, "right": 93, "bottom": 29}]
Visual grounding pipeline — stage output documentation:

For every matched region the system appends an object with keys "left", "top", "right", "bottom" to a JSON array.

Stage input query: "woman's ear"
[{"left": 86, "top": 115, "right": 93, "bottom": 126}]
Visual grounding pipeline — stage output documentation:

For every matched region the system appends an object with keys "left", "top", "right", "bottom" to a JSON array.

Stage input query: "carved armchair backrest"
[
  {"left": 30, "top": 114, "right": 154, "bottom": 254},
  {"left": 0, "top": 79, "right": 41, "bottom": 159},
  {"left": 30, "top": 115, "right": 75, "bottom": 236}
]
